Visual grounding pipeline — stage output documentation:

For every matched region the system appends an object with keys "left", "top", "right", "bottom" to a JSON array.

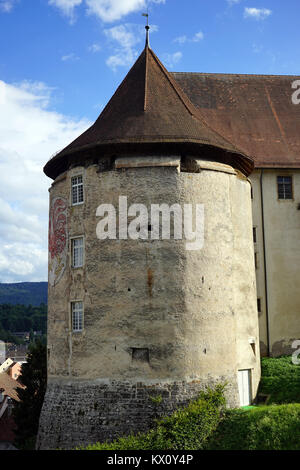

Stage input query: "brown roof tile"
[
  {"left": 44, "top": 47, "right": 253, "bottom": 179},
  {"left": 172, "top": 72, "right": 300, "bottom": 169}
]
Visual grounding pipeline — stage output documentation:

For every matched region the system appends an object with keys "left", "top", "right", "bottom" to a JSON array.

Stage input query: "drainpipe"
[{"left": 260, "top": 169, "right": 271, "bottom": 356}]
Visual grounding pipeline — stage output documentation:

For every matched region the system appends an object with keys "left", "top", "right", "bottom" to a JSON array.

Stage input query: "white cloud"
[
  {"left": 48, "top": 0, "right": 82, "bottom": 22},
  {"left": 105, "top": 23, "right": 137, "bottom": 49},
  {"left": 61, "top": 52, "right": 80, "bottom": 61},
  {"left": 163, "top": 51, "right": 182, "bottom": 69},
  {"left": 104, "top": 22, "right": 158, "bottom": 71},
  {"left": 0, "top": 80, "right": 91, "bottom": 282},
  {"left": 244, "top": 7, "right": 272, "bottom": 20},
  {"left": 149, "top": 24, "right": 158, "bottom": 33},
  {"left": 0, "top": 0, "right": 17, "bottom": 12},
  {"left": 106, "top": 49, "right": 137, "bottom": 70},
  {"left": 173, "top": 31, "right": 204, "bottom": 45},
  {"left": 49, "top": 0, "right": 165, "bottom": 24},
  {"left": 86, "top": 0, "right": 145, "bottom": 23},
  {"left": 104, "top": 23, "right": 141, "bottom": 71},
  {"left": 173, "top": 35, "right": 187, "bottom": 45},
  {"left": 88, "top": 43, "right": 102, "bottom": 53},
  {"left": 192, "top": 31, "right": 204, "bottom": 42}
]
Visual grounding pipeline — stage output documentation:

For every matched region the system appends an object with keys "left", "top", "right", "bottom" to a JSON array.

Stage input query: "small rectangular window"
[
  {"left": 71, "top": 175, "right": 84, "bottom": 205},
  {"left": 71, "top": 237, "right": 84, "bottom": 268},
  {"left": 253, "top": 227, "right": 257, "bottom": 244},
  {"left": 72, "top": 301, "right": 83, "bottom": 332},
  {"left": 277, "top": 176, "right": 292, "bottom": 200},
  {"left": 254, "top": 252, "right": 258, "bottom": 269},
  {"left": 131, "top": 348, "right": 149, "bottom": 363},
  {"left": 257, "top": 298, "right": 261, "bottom": 313}
]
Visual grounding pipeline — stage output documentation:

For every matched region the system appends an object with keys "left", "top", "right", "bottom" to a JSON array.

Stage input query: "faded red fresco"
[{"left": 49, "top": 198, "right": 67, "bottom": 259}]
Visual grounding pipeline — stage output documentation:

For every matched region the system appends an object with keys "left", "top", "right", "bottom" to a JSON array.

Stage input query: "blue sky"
[{"left": 0, "top": 0, "right": 299, "bottom": 282}]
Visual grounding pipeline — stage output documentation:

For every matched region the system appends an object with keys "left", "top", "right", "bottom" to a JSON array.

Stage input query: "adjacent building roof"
[
  {"left": 0, "top": 372, "right": 24, "bottom": 402},
  {"left": 44, "top": 46, "right": 253, "bottom": 179},
  {"left": 172, "top": 72, "right": 300, "bottom": 169}
]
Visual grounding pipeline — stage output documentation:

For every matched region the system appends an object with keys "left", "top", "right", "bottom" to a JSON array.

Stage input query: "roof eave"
[{"left": 44, "top": 140, "right": 254, "bottom": 180}]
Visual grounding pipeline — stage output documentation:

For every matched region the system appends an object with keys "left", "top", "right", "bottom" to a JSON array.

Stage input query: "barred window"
[
  {"left": 71, "top": 237, "right": 84, "bottom": 268},
  {"left": 71, "top": 175, "right": 84, "bottom": 205},
  {"left": 72, "top": 301, "right": 83, "bottom": 332},
  {"left": 277, "top": 176, "right": 292, "bottom": 200}
]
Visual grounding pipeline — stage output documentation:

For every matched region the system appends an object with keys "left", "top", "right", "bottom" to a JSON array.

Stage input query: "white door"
[{"left": 238, "top": 369, "right": 252, "bottom": 406}]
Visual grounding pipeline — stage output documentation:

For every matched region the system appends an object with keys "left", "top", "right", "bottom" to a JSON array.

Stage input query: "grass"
[
  {"left": 258, "top": 356, "right": 300, "bottom": 404},
  {"left": 204, "top": 404, "right": 300, "bottom": 450}
]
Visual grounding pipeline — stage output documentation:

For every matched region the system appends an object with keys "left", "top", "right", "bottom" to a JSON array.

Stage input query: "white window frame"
[
  {"left": 71, "top": 236, "right": 84, "bottom": 268},
  {"left": 71, "top": 301, "right": 84, "bottom": 332},
  {"left": 71, "top": 175, "right": 84, "bottom": 206},
  {"left": 277, "top": 175, "right": 293, "bottom": 200}
]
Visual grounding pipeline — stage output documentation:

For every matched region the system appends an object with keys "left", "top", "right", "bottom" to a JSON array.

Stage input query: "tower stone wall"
[{"left": 37, "top": 157, "right": 260, "bottom": 449}]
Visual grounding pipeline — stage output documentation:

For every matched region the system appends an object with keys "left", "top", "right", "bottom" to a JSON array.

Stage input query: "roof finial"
[{"left": 142, "top": 11, "right": 150, "bottom": 48}]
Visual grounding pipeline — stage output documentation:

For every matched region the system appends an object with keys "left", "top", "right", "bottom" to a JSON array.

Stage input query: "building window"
[
  {"left": 72, "top": 301, "right": 83, "bottom": 332},
  {"left": 71, "top": 175, "right": 84, "bottom": 205},
  {"left": 71, "top": 237, "right": 84, "bottom": 268},
  {"left": 277, "top": 176, "right": 292, "bottom": 200},
  {"left": 253, "top": 227, "right": 257, "bottom": 244},
  {"left": 131, "top": 348, "right": 149, "bottom": 363},
  {"left": 254, "top": 252, "right": 259, "bottom": 269},
  {"left": 257, "top": 298, "right": 261, "bottom": 313}
]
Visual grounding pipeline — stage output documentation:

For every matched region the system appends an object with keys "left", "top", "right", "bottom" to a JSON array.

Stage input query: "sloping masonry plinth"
[{"left": 36, "top": 377, "right": 238, "bottom": 450}]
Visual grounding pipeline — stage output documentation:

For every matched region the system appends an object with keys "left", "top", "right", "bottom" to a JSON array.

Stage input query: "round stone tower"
[{"left": 37, "top": 43, "right": 260, "bottom": 450}]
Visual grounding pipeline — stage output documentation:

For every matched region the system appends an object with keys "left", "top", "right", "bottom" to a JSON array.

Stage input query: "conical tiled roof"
[{"left": 44, "top": 46, "right": 254, "bottom": 179}]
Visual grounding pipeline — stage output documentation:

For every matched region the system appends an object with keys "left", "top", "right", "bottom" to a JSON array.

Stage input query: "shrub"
[
  {"left": 13, "top": 340, "right": 47, "bottom": 449},
  {"left": 205, "top": 404, "right": 300, "bottom": 450},
  {"left": 80, "top": 384, "right": 226, "bottom": 450}
]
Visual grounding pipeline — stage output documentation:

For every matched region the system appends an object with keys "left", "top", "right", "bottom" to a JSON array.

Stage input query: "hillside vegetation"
[
  {"left": 0, "top": 282, "right": 47, "bottom": 306},
  {"left": 0, "top": 303, "right": 47, "bottom": 343}
]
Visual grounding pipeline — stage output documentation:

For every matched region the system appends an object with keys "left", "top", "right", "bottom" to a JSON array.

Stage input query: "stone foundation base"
[{"left": 36, "top": 376, "right": 238, "bottom": 450}]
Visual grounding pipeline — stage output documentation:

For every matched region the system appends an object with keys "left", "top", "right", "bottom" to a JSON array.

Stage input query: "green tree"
[
  {"left": 13, "top": 340, "right": 47, "bottom": 449},
  {"left": 29, "top": 329, "right": 34, "bottom": 343}
]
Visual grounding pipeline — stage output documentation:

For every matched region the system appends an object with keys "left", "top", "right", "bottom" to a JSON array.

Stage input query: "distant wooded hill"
[{"left": 0, "top": 282, "right": 48, "bottom": 306}]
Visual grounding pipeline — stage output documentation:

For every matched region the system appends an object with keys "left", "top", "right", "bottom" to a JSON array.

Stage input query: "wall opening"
[
  {"left": 238, "top": 369, "right": 252, "bottom": 406},
  {"left": 131, "top": 348, "right": 149, "bottom": 363}
]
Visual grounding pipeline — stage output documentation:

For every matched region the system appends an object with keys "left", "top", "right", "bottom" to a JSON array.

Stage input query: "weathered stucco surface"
[
  {"left": 250, "top": 169, "right": 300, "bottom": 357},
  {"left": 37, "top": 157, "right": 260, "bottom": 449}
]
